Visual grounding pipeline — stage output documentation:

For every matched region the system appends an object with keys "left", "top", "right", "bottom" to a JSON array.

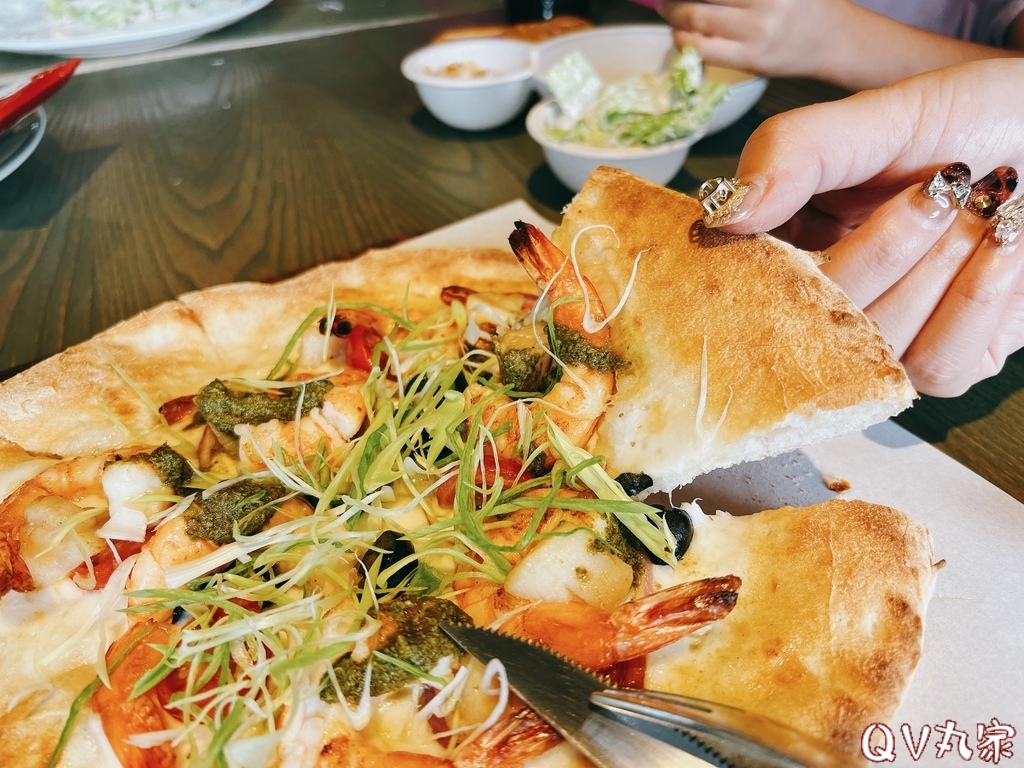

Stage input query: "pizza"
[
  {"left": 431, "top": 16, "right": 595, "bottom": 44},
  {"left": 0, "top": 168, "right": 936, "bottom": 767}
]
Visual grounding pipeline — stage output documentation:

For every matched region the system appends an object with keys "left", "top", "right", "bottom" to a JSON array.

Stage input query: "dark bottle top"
[{"left": 505, "top": 0, "right": 590, "bottom": 22}]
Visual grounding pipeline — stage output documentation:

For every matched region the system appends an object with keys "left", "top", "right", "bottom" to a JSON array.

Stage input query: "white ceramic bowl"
[
  {"left": 526, "top": 98, "right": 705, "bottom": 192},
  {"left": 401, "top": 39, "right": 535, "bottom": 131},
  {"left": 703, "top": 64, "right": 769, "bottom": 135},
  {"left": 534, "top": 24, "right": 767, "bottom": 136}
]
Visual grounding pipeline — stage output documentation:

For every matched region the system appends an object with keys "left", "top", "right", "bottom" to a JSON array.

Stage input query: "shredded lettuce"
[{"left": 544, "top": 46, "right": 729, "bottom": 148}]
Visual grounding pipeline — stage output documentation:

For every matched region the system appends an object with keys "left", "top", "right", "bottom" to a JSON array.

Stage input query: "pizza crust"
[
  {"left": 647, "top": 499, "right": 937, "bottom": 756},
  {"left": 0, "top": 248, "right": 534, "bottom": 458},
  {"left": 553, "top": 167, "right": 916, "bottom": 493}
]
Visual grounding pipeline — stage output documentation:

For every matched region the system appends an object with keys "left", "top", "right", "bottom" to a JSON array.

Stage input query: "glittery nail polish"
[
  {"left": 923, "top": 162, "right": 971, "bottom": 209},
  {"left": 993, "top": 195, "right": 1024, "bottom": 247},
  {"left": 967, "top": 166, "right": 1018, "bottom": 217}
]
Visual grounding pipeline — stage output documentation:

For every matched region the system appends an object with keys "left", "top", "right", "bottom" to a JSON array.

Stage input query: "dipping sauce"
[{"left": 427, "top": 61, "right": 495, "bottom": 79}]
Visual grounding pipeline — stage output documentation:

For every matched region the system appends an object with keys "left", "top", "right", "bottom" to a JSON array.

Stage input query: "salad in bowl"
[{"left": 543, "top": 45, "right": 729, "bottom": 148}]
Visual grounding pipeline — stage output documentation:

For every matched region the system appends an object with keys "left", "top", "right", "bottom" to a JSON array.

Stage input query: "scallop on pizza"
[{"left": 0, "top": 168, "right": 937, "bottom": 767}]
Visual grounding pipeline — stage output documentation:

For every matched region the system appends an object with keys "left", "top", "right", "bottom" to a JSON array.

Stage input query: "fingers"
[
  {"left": 821, "top": 174, "right": 961, "bottom": 309},
  {"left": 986, "top": 276, "right": 1024, "bottom": 374},
  {"left": 863, "top": 212, "right": 983, "bottom": 359},
  {"left": 764, "top": 161, "right": 1024, "bottom": 397},
  {"left": 902, "top": 225, "right": 1024, "bottom": 397},
  {"left": 671, "top": 29, "right": 754, "bottom": 70},
  {"left": 701, "top": 86, "right": 931, "bottom": 235},
  {"left": 698, "top": 61, "right": 1024, "bottom": 237},
  {"left": 659, "top": 1, "right": 746, "bottom": 40}
]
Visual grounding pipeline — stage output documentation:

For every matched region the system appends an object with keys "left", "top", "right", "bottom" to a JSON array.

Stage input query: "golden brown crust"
[
  {"left": 432, "top": 16, "right": 593, "bottom": 43},
  {"left": 553, "top": 167, "right": 916, "bottom": 490},
  {"left": 649, "top": 499, "right": 937, "bottom": 756},
  {"left": 0, "top": 248, "right": 533, "bottom": 457}
]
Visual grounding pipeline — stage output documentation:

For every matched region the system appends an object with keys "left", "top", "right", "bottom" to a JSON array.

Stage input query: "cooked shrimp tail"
[
  {"left": 508, "top": 221, "right": 611, "bottom": 342},
  {"left": 508, "top": 221, "right": 562, "bottom": 287},
  {"left": 455, "top": 704, "right": 562, "bottom": 768},
  {"left": 608, "top": 574, "right": 740, "bottom": 661},
  {"left": 509, "top": 575, "right": 741, "bottom": 671},
  {"left": 479, "top": 222, "right": 619, "bottom": 467}
]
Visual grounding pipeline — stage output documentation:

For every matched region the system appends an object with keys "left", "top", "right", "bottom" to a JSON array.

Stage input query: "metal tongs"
[{"left": 440, "top": 623, "right": 864, "bottom": 768}]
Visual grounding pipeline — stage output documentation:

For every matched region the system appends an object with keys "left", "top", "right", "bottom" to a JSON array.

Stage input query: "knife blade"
[
  {"left": 439, "top": 622, "right": 729, "bottom": 768},
  {"left": 441, "top": 622, "right": 868, "bottom": 768}
]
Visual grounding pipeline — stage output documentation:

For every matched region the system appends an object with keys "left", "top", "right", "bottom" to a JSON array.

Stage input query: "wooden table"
[{"left": 1, "top": 0, "right": 1021, "bottom": 502}]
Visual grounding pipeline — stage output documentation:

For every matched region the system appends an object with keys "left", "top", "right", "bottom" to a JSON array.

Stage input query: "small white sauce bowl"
[
  {"left": 401, "top": 39, "right": 535, "bottom": 131},
  {"left": 526, "top": 97, "right": 705, "bottom": 192}
]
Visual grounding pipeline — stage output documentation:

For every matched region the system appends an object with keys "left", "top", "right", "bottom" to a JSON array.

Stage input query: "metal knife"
[{"left": 440, "top": 622, "right": 864, "bottom": 768}]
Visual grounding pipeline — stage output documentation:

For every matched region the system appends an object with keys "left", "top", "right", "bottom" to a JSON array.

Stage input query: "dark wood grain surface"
[{"left": 0, "top": 0, "right": 1021, "bottom": 502}]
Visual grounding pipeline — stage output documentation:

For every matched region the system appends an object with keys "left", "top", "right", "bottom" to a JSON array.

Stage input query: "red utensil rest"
[{"left": 0, "top": 58, "right": 81, "bottom": 134}]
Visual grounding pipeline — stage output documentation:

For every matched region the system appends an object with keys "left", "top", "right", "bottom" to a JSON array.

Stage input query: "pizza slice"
[
  {"left": 554, "top": 166, "right": 916, "bottom": 494},
  {"left": 0, "top": 172, "right": 933, "bottom": 768}
]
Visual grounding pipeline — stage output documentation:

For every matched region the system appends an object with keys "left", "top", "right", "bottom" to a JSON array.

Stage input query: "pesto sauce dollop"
[
  {"left": 552, "top": 325, "right": 625, "bottom": 373},
  {"left": 323, "top": 596, "right": 473, "bottom": 701},
  {"left": 183, "top": 479, "right": 286, "bottom": 544},
  {"left": 107, "top": 444, "right": 193, "bottom": 495},
  {"left": 146, "top": 444, "right": 193, "bottom": 494},
  {"left": 194, "top": 379, "right": 334, "bottom": 435},
  {"left": 495, "top": 323, "right": 626, "bottom": 394}
]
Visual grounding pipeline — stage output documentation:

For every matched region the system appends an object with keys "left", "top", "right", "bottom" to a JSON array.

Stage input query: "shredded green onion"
[{"left": 73, "top": 287, "right": 664, "bottom": 764}]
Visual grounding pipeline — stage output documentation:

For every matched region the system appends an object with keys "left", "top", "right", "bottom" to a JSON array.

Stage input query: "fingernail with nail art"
[
  {"left": 993, "top": 195, "right": 1024, "bottom": 247},
  {"left": 697, "top": 177, "right": 763, "bottom": 228},
  {"left": 923, "top": 162, "right": 971, "bottom": 209},
  {"left": 967, "top": 166, "right": 1018, "bottom": 217}
]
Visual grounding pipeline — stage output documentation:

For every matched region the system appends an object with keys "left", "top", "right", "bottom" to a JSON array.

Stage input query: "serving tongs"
[{"left": 440, "top": 623, "right": 864, "bottom": 768}]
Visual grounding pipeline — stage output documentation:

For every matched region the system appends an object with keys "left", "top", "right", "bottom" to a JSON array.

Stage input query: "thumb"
[{"left": 710, "top": 87, "right": 924, "bottom": 235}]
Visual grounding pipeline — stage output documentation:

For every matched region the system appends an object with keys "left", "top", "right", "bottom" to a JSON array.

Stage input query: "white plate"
[
  {"left": 0, "top": 107, "right": 45, "bottom": 183},
  {"left": 0, "top": 0, "right": 274, "bottom": 58}
]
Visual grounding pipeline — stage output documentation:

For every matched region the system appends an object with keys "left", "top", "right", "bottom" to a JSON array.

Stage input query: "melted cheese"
[
  {"left": 60, "top": 713, "right": 124, "bottom": 768},
  {"left": 0, "top": 580, "right": 126, "bottom": 706},
  {"left": 22, "top": 497, "right": 104, "bottom": 587},
  {"left": 645, "top": 510, "right": 753, "bottom": 693},
  {"left": 0, "top": 578, "right": 127, "bottom": 768}
]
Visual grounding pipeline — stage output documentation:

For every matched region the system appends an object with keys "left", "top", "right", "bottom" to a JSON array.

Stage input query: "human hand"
[
  {"left": 657, "top": 0, "right": 859, "bottom": 80},
  {"left": 655, "top": 0, "right": 1024, "bottom": 90},
  {"left": 698, "top": 60, "right": 1024, "bottom": 397}
]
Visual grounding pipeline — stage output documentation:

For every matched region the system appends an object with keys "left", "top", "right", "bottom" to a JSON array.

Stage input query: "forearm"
[{"left": 816, "top": 4, "right": 1024, "bottom": 91}]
